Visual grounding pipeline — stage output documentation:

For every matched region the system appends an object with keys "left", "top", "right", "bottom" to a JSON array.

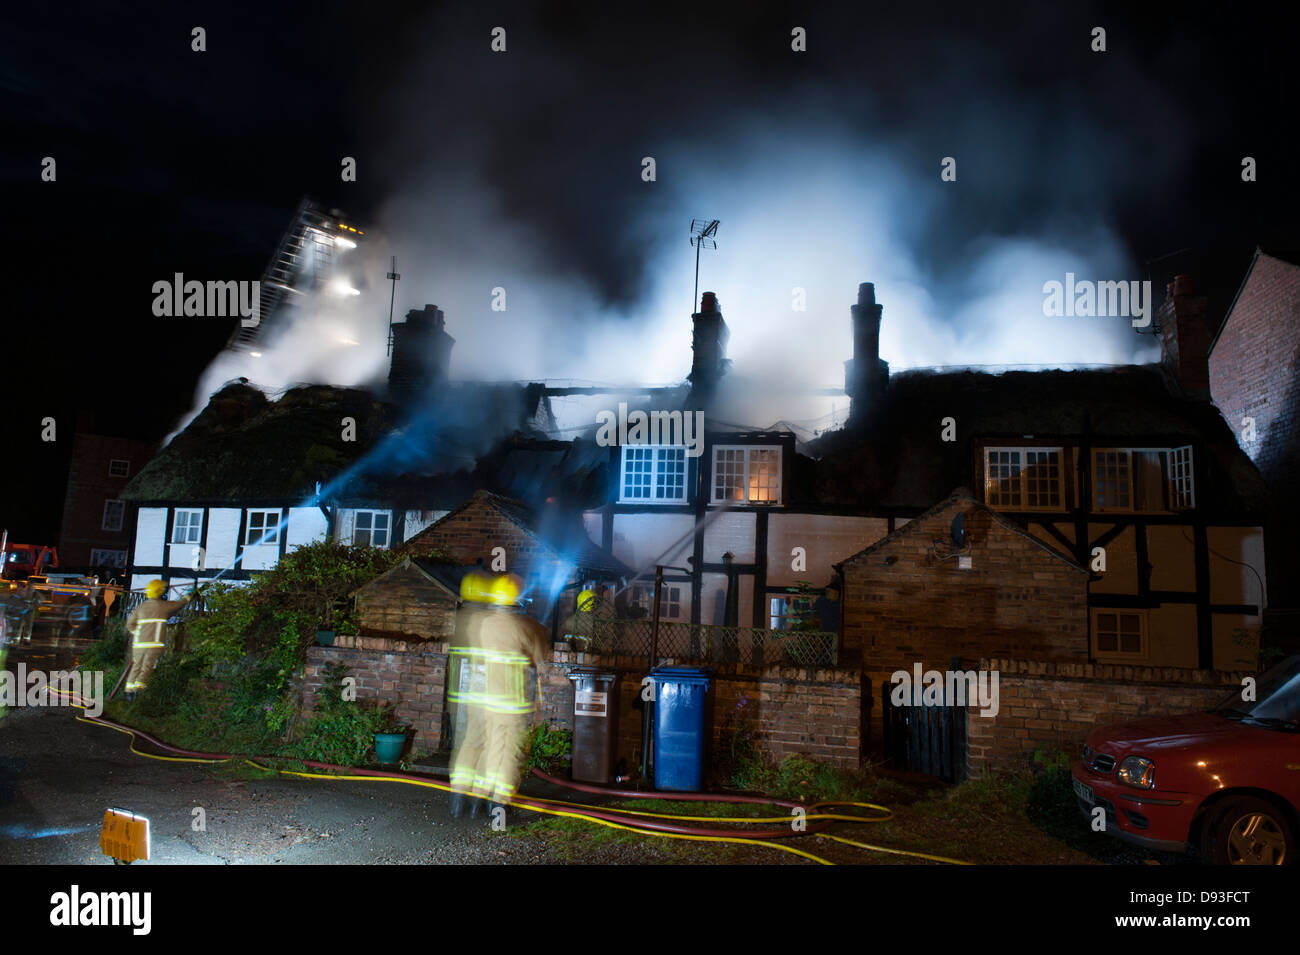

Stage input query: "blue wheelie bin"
[{"left": 650, "top": 666, "right": 713, "bottom": 791}]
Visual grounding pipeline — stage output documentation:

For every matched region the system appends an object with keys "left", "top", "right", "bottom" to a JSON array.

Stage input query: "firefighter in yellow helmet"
[
  {"left": 122, "top": 580, "right": 193, "bottom": 701},
  {"left": 448, "top": 569, "right": 551, "bottom": 820}
]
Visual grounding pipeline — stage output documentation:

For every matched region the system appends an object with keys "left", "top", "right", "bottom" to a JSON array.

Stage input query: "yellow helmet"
[
  {"left": 576, "top": 589, "right": 596, "bottom": 612},
  {"left": 145, "top": 579, "right": 167, "bottom": 599},
  {"left": 488, "top": 573, "right": 523, "bottom": 607},
  {"left": 459, "top": 570, "right": 494, "bottom": 604}
]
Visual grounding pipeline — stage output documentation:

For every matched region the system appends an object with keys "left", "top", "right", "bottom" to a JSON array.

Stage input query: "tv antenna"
[
  {"left": 385, "top": 256, "right": 401, "bottom": 355},
  {"left": 690, "top": 218, "right": 720, "bottom": 312}
]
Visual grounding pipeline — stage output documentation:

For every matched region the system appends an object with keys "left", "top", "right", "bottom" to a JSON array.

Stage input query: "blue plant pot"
[{"left": 374, "top": 732, "right": 407, "bottom": 766}]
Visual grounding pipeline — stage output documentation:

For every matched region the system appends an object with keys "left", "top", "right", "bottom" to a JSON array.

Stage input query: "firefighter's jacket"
[
  {"left": 125, "top": 598, "right": 188, "bottom": 650},
  {"left": 449, "top": 604, "right": 551, "bottom": 714}
]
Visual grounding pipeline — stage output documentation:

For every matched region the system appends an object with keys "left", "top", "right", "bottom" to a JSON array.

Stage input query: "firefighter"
[
  {"left": 448, "top": 570, "right": 551, "bottom": 820},
  {"left": 122, "top": 579, "right": 192, "bottom": 701}
]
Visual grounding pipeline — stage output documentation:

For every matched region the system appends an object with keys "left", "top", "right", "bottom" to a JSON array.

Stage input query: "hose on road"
[{"left": 48, "top": 689, "right": 971, "bottom": 865}]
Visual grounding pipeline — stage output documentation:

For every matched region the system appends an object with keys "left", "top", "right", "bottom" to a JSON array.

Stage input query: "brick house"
[
  {"left": 1207, "top": 249, "right": 1300, "bottom": 646},
  {"left": 838, "top": 488, "right": 1090, "bottom": 738},
  {"left": 57, "top": 426, "right": 157, "bottom": 573}
]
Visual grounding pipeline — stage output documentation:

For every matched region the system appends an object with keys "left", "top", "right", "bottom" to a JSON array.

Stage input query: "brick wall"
[
  {"left": 842, "top": 495, "right": 1090, "bottom": 745},
  {"left": 966, "top": 657, "right": 1248, "bottom": 776},
  {"left": 400, "top": 491, "right": 566, "bottom": 598},
  {"left": 1208, "top": 252, "right": 1300, "bottom": 607},
  {"left": 301, "top": 635, "right": 450, "bottom": 753},
  {"left": 57, "top": 432, "right": 155, "bottom": 568},
  {"left": 300, "top": 638, "right": 863, "bottom": 773}
]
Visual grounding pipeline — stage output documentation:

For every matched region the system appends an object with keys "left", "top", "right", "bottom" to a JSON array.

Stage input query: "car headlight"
[{"left": 1117, "top": 756, "right": 1156, "bottom": 789}]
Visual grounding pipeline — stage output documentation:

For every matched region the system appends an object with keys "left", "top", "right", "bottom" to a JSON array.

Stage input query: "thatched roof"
[{"left": 801, "top": 365, "right": 1268, "bottom": 515}]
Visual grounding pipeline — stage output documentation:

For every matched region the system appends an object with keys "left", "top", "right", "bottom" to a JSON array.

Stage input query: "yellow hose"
[{"left": 57, "top": 691, "right": 972, "bottom": 865}]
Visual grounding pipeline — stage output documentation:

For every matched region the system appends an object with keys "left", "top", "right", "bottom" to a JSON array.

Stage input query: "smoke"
[{"left": 181, "top": 3, "right": 1177, "bottom": 443}]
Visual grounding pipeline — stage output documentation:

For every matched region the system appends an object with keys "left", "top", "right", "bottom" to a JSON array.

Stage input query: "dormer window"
[{"left": 712, "top": 446, "right": 782, "bottom": 505}]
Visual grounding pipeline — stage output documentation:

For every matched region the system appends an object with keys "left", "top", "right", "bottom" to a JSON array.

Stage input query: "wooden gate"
[{"left": 881, "top": 679, "right": 968, "bottom": 782}]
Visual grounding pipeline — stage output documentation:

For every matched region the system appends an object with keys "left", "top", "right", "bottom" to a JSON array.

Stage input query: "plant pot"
[
  {"left": 315, "top": 630, "right": 335, "bottom": 647},
  {"left": 374, "top": 731, "right": 407, "bottom": 766}
]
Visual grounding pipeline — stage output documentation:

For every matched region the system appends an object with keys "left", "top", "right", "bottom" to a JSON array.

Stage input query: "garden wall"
[
  {"left": 966, "top": 657, "right": 1250, "bottom": 776},
  {"left": 300, "top": 638, "right": 864, "bottom": 772}
]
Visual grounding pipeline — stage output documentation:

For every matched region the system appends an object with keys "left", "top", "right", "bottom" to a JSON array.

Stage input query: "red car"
[{"left": 1072, "top": 654, "right": 1300, "bottom": 865}]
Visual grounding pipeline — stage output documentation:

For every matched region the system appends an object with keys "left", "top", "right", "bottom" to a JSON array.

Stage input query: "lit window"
[
  {"left": 769, "top": 594, "right": 815, "bottom": 631},
  {"left": 619, "top": 446, "right": 688, "bottom": 503},
  {"left": 1092, "top": 610, "right": 1146, "bottom": 659},
  {"left": 352, "top": 510, "right": 391, "bottom": 548},
  {"left": 711, "top": 446, "right": 782, "bottom": 505},
  {"left": 102, "top": 500, "right": 124, "bottom": 532},
  {"left": 983, "top": 447, "right": 1063, "bottom": 510},
  {"left": 172, "top": 509, "right": 203, "bottom": 544},
  {"left": 246, "top": 509, "right": 281, "bottom": 546},
  {"left": 109, "top": 459, "right": 130, "bottom": 478}
]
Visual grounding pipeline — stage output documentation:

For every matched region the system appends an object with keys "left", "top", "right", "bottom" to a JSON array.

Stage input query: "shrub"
[
  {"left": 521, "top": 722, "right": 573, "bottom": 776},
  {"left": 286, "top": 663, "right": 392, "bottom": 766}
]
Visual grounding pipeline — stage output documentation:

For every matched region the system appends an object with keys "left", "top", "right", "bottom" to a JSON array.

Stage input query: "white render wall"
[
  {"left": 133, "top": 507, "right": 166, "bottom": 567},
  {"left": 287, "top": 507, "right": 329, "bottom": 551},
  {"left": 205, "top": 509, "right": 241, "bottom": 569}
]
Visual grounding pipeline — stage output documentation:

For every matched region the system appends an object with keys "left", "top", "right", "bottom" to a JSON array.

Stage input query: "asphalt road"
[{"left": 0, "top": 641, "right": 553, "bottom": 865}]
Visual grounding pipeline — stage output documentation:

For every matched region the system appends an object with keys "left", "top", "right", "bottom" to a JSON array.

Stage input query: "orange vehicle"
[{"left": 1, "top": 542, "right": 58, "bottom": 580}]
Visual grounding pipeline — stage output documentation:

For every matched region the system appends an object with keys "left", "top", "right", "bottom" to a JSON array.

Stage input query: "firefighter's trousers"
[
  {"left": 124, "top": 645, "right": 164, "bottom": 693},
  {"left": 450, "top": 707, "right": 527, "bottom": 803}
]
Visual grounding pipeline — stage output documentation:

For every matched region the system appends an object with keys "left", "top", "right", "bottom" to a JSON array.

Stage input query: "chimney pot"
[
  {"left": 857, "top": 283, "right": 876, "bottom": 307},
  {"left": 700, "top": 291, "right": 718, "bottom": 313}
]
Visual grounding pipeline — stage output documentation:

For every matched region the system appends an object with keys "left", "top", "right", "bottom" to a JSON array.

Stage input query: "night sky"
[{"left": 3, "top": 0, "right": 1296, "bottom": 542}]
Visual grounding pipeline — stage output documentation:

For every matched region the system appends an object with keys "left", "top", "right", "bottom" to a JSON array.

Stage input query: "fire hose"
[{"left": 46, "top": 688, "right": 971, "bottom": 865}]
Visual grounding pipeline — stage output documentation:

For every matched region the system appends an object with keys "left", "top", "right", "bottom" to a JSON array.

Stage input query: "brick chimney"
[
  {"left": 687, "top": 291, "right": 730, "bottom": 408},
  {"left": 388, "top": 304, "right": 455, "bottom": 402},
  {"left": 1157, "top": 275, "right": 1210, "bottom": 400},
  {"left": 845, "top": 282, "right": 889, "bottom": 425}
]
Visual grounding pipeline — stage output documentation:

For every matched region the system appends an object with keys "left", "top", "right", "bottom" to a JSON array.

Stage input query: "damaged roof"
[{"left": 800, "top": 365, "right": 1269, "bottom": 515}]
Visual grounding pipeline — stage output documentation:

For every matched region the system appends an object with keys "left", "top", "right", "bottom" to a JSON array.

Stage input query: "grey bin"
[{"left": 566, "top": 667, "right": 620, "bottom": 784}]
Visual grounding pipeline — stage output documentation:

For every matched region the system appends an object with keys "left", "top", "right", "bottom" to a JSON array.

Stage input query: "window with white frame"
[
  {"left": 619, "top": 446, "right": 688, "bottom": 503},
  {"left": 711, "top": 446, "right": 782, "bottom": 504},
  {"left": 632, "top": 584, "right": 684, "bottom": 620},
  {"left": 89, "top": 548, "right": 126, "bottom": 569},
  {"left": 984, "top": 447, "right": 1063, "bottom": 510},
  {"left": 352, "top": 510, "right": 391, "bottom": 548},
  {"left": 101, "top": 499, "right": 124, "bottom": 532},
  {"left": 245, "top": 509, "right": 281, "bottom": 546},
  {"left": 1092, "top": 447, "right": 1194, "bottom": 512},
  {"left": 108, "top": 459, "right": 130, "bottom": 478},
  {"left": 1092, "top": 609, "right": 1147, "bottom": 659},
  {"left": 172, "top": 509, "right": 203, "bottom": 544}
]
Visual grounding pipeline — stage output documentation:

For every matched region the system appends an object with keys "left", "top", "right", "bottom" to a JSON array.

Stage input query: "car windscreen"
[{"left": 1212, "top": 654, "right": 1300, "bottom": 727}]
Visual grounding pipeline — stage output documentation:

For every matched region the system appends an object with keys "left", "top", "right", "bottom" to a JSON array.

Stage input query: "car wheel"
[{"left": 1208, "top": 797, "right": 1294, "bottom": 865}]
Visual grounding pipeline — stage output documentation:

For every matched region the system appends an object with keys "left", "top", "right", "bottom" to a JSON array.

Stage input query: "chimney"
[
  {"left": 1157, "top": 275, "right": 1210, "bottom": 400},
  {"left": 845, "top": 282, "right": 888, "bottom": 424},
  {"left": 687, "top": 291, "right": 730, "bottom": 408},
  {"left": 388, "top": 304, "right": 455, "bottom": 402}
]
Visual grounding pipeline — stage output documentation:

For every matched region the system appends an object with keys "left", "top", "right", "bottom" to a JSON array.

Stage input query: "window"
[
  {"left": 984, "top": 448, "right": 1063, "bottom": 510},
  {"left": 89, "top": 548, "right": 126, "bottom": 569},
  {"left": 108, "top": 459, "right": 130, "bottom": 478},
  {"left": 619, "top": 446, "right": 688, "bottom": 503},
  {"left": 352, "top": 510, "right": 391, "bottom": 548},
  {"left": 1093, "top": 447, "right": 1195, "bottom": 512},
  {"left": 711, "top": 446, "right": 782, "bottom": 504},
  {"left": 769, "top": 594, "right": 815, "bottom": 631},
  {"left": 172, "top": 509, "right": 203, "bottom": 544},
  {"left": 632, "top": 584, "right": 683, "bottom": 620},
  {"left": 101, "top": 499, "right": 124, "bottom": 532},
  {"left": 1092, "top": 609, "right": 1147, "bottom": 660},
  {"left": 245, "top": 509, "right": 281, "bottom": 546}
]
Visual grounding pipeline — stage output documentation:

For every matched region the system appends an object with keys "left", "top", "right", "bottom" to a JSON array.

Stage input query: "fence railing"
[{"left": 568, "top": 615, "right": 838, "bottom": 668}]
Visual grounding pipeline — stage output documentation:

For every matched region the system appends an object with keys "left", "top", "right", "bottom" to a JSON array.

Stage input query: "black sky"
[{"left": 3, "top": 0, "right": 1296, "bottom": 541}]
